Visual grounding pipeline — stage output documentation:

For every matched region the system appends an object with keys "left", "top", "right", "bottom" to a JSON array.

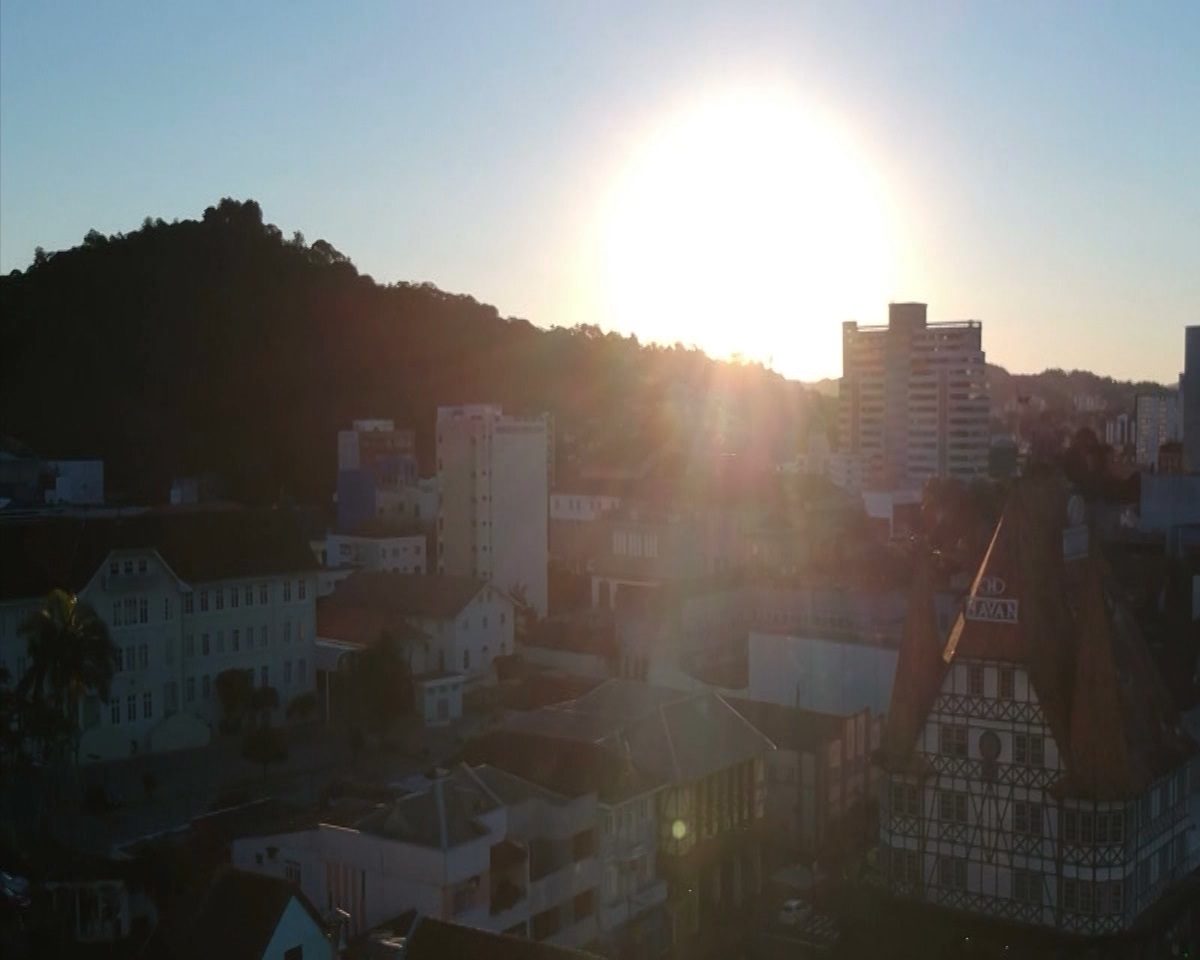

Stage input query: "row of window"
[
  {"left": 182, "top": 580, "right": 307, "bottom": 615},
  {"left": 938, "top": 724, "right": 1045, "bottom": 767},
  {"left": 109, "top": 558, "right": 148, "bottom": 577},
  {"left": 111, "top": 661, "right": 310, "bottom": 725},
  {"left": 184, "top": 623, "right": 302, "bottom": 658},
  {"left": 933, "top": 856, "right": 1042, "bottom": 906},
  {"left": 967, "top": 664, "right": 1016, "bottom": 700},
  {"left": 1062, "top": 809, "right": 1125, "bottom": 845},
  {"left": 111, "top": 596, "right": 151, "bottom": 627},
  {"left": 110, "top": 691, "right": 154, "bottom": 723}
]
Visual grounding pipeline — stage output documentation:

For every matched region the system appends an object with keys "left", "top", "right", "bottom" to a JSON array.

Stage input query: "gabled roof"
[
  {"left": 501, "top": 679, "right": 774, "bottom": 784},
  {"left": 0, "top": 508, "right": 318, "bottom": 601},
  {"left": 315, "top": 600, "right": 427, "bottom": 647},
  {"left": 725, "top": 698, "right": 847, "bottom": 752},
  {"left": 462, "top": 729, "right": 661, "bottom": 803},
  {"left": 327, "top": 765, "right": 499, "bottom": 850},
  {"left": 148, "top": 867, "right": 326, "bottom": 960},
  {"left": 883, "top": 477, "right": 1195, "bottom": 798},
  {"left": 326, "top": 570, "right": 489, "bottom": 620}
]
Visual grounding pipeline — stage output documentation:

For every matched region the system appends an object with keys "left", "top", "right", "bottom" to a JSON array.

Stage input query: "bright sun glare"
[{"left": 601, "top": 86, "right": 894, "bottom": 381}]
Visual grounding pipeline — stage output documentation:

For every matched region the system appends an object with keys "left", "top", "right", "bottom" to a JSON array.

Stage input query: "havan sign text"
[{"left": 965, "top": 576, "right": 1019, "bottom": 623}]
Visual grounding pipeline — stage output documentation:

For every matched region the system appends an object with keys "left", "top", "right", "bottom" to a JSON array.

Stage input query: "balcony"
[
  {"left": 599, "top": 878, "right": 668, "bottom": 931},
  {"left": 527, "top": 858, "right": 601, "bottom": 915}
]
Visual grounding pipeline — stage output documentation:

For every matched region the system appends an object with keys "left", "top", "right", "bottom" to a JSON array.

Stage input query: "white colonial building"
[
  {"left": 880, "top": 482, "right": 1196, "bottom": 936},
  {"left": 0, "top": 509, "right": 318, "bottom": 760}
]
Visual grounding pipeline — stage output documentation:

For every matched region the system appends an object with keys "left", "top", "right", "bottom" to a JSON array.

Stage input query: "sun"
[{"left": 598, "top": 86, "right": 894, "bottom": 381}]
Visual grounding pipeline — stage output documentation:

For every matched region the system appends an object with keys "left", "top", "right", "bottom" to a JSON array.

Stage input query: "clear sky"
[{"left": 2, "top": 1, "right": 1196, "bottom": 382}]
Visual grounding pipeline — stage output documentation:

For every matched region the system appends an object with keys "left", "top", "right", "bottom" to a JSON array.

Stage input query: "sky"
[{"left": 1, "top": 1, "right": 1197, "bottom": 383}]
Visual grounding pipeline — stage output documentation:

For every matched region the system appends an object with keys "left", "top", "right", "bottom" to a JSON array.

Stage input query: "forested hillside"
[{"left": 1, "top": 199, "right": 810, "bottom": 504}]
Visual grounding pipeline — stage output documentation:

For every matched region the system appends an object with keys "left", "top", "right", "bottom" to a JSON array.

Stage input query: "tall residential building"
[
  {"left": 1184, "top": 326, "right": 1200, "bottom": 473},
  {"left": 436, "top": 405, "right": 549, "bottom": 616},
  {"left": 838, "top": 303, "right": 989, "bottom": 489},
  {"left": 1134, "top": 393, "right": 1182, "bottom": 467}
]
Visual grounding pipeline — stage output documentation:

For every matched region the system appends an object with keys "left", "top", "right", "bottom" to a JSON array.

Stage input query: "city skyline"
[{"left": 2, "top": 1, "right": 1197, "bottom": 383}]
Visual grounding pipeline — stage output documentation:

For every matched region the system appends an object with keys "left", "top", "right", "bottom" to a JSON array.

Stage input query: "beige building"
[{"left": 436, "top": 405, "right": 549, "bottom": 616}]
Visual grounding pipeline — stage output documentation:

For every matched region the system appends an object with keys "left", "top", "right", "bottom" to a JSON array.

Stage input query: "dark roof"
[
  {"left": 354, "top": 913, "right": 601, "bottom": 960},
  {"left": 884, "top": 478, "right": 1195, "bottom": 799},
  {"left": 315, "top": 600, "right": 428, "bottom": 646},
  {"left": 726, "top": 698, "right": 848, "bottom": 752},
  {"left": 0, "top": 508, "right": 318, "bottom": 600},
  {"left": 500, "top": 679, "right": 774, "bottom": 785},
  {"left": 149, "top": 867, "right": 326, "bottom": 960},
  {"left": 462, "top": 730, "right": 660, "bottom": 803},
  {"left": 327, "top": 570, "right": 488, "bottom": 619},
  {"left": 332, "top": 765, "right": 500, "bottom": 850}
]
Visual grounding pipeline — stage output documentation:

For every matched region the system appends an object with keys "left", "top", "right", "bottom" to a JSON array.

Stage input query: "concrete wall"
[{"left": 748, "top": 631, "right": 898, "bottom": 716}]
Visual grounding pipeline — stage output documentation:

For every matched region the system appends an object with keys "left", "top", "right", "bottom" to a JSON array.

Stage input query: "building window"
[
  {"left": 125, "top": 597, "right": 137, "bottom": 622},
  {"left": 283, "top": 581, "right": 292, "bottom": 602},
  {"left": 115, "top": 647, "right": 124, "bottom": 672},
  {"left": 967, "top": 665, "right": 984, "bottom": 696},
  {"left": 938, "top": 856, "right": 967, "bottom": 890},
  {"left": 1014, "top": 800, "right": 1042, "bottom": 836},
  {"left": 1014, "top": 733, "right": 1044, "bottom": 767},
  {"left": 939, "top": 724, "right": 968, "bottom": 758},
  {"left": 186, "top": 677, "right": 195, "bottom": 703},
  {"left": 127, "top": 695, "right": 136, "bottom": 721},
  {"left": 111, "top": 700, "right": 120, "bottom": 724},
  {"left": 260, "top": 584, "right": 268, "bottom": 604},
  {"left": 139, "top": 644, "right": 148, "bottom": 669},
  {"left": 891, "top": 782, "right": 921, "bottom": 818},
  {"left": 500, "top": 612, "right": 506, "bottom": 625},
  {"left": 463, "top": 649, "right": 470, "bottom": 670},
  {"left": 298, "top": 579, "right": 306, "bottom": 600},
  {"left": 260, "top": 625, "right": 269, "bottom": 647},
  {"left": 231, "top": 588, "right": 239, "bottom": 609},
  {"left": 215, "top": 589, "right": 224, "bottom": 611},
  {"left": 143, "top": 691, "right": 153, "bottom": 719},
  {"left": 112, "top": 600, "right": 122, "bottom": 626},
  {"left": 232, "top": 628, "right": 240, "bottom": 652},
  {"left": 938, "top": 790, "right": 968, "bottom": 825},
  {"left": 124, "top": 560, "right": 133, "bottom": 575},
  {"left": 1013, "top": 869, "right": 1042, "bottom": 906},
  {"left": 199, "top": 590, "right": 209, "bottom": 612},
  {"left": 201, "top": 633, "right": 210, "bottom": 656},
  {"left": 138, "top": 559, "right": 147, "bottom": 574},
  {"left": 183, "top": 594, "right": 194, "bottom": 615},
  {"left": 110, "top": 561, "right": 119, "bottom": 577},
  {"left": 284, "top": 860, "right": 302, "bottom": 886},
  {"left": 999, "top": 667, "right": 1015, "bottom": 700},
  {"left": 892, "top": 848, "right": 920, "bottom": 887},
  {"left": 245, "top": 586, "right": 254, "bottom": 606}
]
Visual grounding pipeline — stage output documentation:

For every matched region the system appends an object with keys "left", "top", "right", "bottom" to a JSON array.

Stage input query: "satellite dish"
[{"left": 1067, "top": 495, "right": 1085, "bottom": 527}]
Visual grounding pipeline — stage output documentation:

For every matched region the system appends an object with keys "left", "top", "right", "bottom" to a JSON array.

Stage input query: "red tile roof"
[{"left": 884, "top": 478, "right": 1194, "bottom": 799}]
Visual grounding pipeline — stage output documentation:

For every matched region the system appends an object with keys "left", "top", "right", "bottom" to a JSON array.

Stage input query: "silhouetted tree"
[{"left": 215, "top": 669, "right": 253, "bottom": 734}]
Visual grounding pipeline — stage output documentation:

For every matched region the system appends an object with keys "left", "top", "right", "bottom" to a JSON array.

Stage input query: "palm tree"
[{"left": 17, "top": 589, "right": 117, "bottom": 759}]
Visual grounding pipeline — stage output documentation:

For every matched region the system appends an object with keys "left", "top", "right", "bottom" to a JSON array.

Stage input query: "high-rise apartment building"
[
  {"left": 838, "top": 303, "right": 989, "bottom": 489},
  {"left": 436, "top": 405, "right": 549, "bottom": 616},
  {"left": 1183, "top": 326, "right": 1200, "bottom": 474},
  {"left": 1134, "top": 394, "right": 1182, "bottom": 468}
]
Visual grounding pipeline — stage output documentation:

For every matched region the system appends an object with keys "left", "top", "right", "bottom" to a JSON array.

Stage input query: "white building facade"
[
  {"left": 0, "top": 512, "right": 318, "bottom": 761},
  {"left": 437, "top": 405, "right": 549, "bottom": 616},
  {"left": 1134, "top": 393, "right": 1182, "bottom": 467},
  {"left": 839, "top": 303, "right": 989, "bottom": 488}
]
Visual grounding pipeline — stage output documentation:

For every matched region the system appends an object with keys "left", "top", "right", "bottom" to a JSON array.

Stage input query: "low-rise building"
[
  {"left": 325, "top": 525, "right": 428, "bottom": 576},
  {"left": 0, "top": 508, "right": 318, "bottom": 760}
]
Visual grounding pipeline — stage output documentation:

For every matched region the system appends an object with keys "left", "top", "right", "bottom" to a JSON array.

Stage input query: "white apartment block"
[
  {"left": 839, "top": 303, "right": 989, "bottom": 489},
  {"left": 1134, "top": 393, "right": 1182, "bottom": 467},
  {"left": 550, "top": 491, "right": 623, "bottom": 523},
  {"left": 0, "top": 511, "right": 318, "bottom": 761},
  {"left": 437, "top": 405, "right": 549, "bottom": 616},
  {"left": 325, "top": 531, "right": 427, "bottom": 575}
]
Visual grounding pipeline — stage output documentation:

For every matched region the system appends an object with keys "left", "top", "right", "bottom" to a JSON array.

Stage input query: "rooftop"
[
  {"left": 324, "top": 570, "right": 488, "bottom": 620},
  {"left": 353, "top": 912, "right": 601, "bottom": 960},
  {"left": 884, "top": 477, "right": 1195, "bottom": 799},
  {"left": 0, "top": 508, "right": 318, "bottom": 601}
]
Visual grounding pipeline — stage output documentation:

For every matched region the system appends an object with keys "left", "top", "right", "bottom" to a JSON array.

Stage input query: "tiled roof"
[
  {"left": 462, "top": 729, "right": 660, "bottom": 803},
  {"left": 884, "top": 478, "right": 1195, "bottom": 799},
  {"left": 725, "top": 698, "right": 847, "bottom": 752},
  {"left": 327, "top": 570, "right": 487, "bottom": 619},
  {"left": 315, "top": 599, "right": 427, "bottom": 646},
  {"left": 351, "top": 765, "right": 499, "bottom": 849},
  {"left": 149, "top": 867, "right": 326, "bottom": 960},
  {"left": 501, "top": 679, "right": 774, "bottom": 785},
  {"left": 0, "top": 508, "right": 318, "bottom": 601}
]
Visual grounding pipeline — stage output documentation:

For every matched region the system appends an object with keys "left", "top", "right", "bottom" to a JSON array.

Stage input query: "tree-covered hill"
[{"left": 1, "top": 199, "right": 811, "bottom": 504}]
